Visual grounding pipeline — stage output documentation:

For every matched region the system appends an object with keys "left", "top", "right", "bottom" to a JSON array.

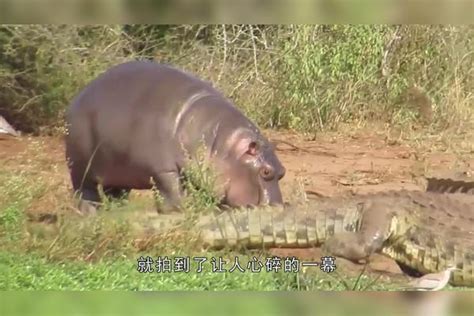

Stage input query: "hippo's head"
[{"left": 216, "top": 129, "right": 286, "bottom": 208}]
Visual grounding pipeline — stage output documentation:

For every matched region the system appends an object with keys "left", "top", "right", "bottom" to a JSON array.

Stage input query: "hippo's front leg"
[{"left": 152, "top": 171, "right": 184, "bottom": 214}]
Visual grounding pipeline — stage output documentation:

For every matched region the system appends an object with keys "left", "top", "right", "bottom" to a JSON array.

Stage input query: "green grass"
[
  {"left": 0, "top": 250, "right": 401, "bottom": 291},
  {"left": 0, "top": 291, "right": 422, "bottom": 316},
  {"left": 0, "top": 252, "right": 295, "bottom": 290},
  {"left": 2, "top": 290, "right": 473, "bottom": 316},
  {"left": 1, "top": 292, "right": 292, "bottom": 316},
  {"left": 0, "top": 251, "right": 282, "bottom": 290},
  {"left": 0, "top": 165, "right": 401, "bottom": 291}
]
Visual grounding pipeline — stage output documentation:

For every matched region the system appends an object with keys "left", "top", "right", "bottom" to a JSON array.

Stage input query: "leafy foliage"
[{"left": 0, "top": 25, "right": 472, "bottom": 135}]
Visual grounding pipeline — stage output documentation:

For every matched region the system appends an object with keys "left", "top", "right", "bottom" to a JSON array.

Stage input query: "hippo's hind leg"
[
  {"left": 69, "top": 162, "right": 101, "bottom": 215},
  {"left": 103, "top": 187, "right": 131, "bottom": 203},
  {"left": 73, "top": 184, "right": 101, "bottom": 215},
  {"left": 152, "top": 171, "right": 184, "bottom": 214}
]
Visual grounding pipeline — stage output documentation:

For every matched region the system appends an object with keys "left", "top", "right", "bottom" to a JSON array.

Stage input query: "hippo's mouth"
[
  {"left": 220, "top": 182, "right": 263, "bottom": 209},
  {"left": 258, "top": 186, "right": 270, "bottom": 205}
]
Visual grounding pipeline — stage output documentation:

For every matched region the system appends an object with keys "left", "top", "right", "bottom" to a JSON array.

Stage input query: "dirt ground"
[{"left": 1, "top": 128, "right": 473, "bottom": 284}]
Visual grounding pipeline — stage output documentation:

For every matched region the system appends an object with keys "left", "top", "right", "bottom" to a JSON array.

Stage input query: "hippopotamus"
[{"left": 65, "top": 61, "right": 286, "bottom": 214}]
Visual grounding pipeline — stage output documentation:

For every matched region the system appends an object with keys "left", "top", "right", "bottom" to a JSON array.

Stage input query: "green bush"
[
  {"left": 277, "top": 25, "right": 388, "bottom": 131},
  {"left": 0, "top": 25, "right": 131, "bottom": 133},
  {"left": 0, "top": 25, "right": 472, "bottom": 135},
  {"left": 276, "top": 25, "right": 473, "bottom": 133}
]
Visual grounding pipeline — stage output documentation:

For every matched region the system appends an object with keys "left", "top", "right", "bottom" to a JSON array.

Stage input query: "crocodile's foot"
[
  {"left": 77, "top": 199, "right": 99, "bottom": 215},
  {"left": 322, "top": 232, "right": 372, "bottom": 263},
  {"left": 322, "top": 198, "right": 393, "bottom": 263}
]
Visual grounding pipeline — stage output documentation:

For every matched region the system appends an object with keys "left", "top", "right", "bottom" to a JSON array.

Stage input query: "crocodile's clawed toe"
[
  {"left": 77, "top": 199, "right": 99, "bottom": 216},
  {"left": 323, "top": 233, "right": 371, "bottom": 263}
]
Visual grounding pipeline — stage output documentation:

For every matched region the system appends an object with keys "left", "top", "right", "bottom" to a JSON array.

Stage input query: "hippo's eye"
[{"left": 260, "top": 166, "right": 275, "bottom": 181}]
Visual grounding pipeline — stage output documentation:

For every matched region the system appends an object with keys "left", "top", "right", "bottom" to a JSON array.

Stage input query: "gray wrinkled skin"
[{"left": 65, "top": 61, "right": 285, "bottom": 214}]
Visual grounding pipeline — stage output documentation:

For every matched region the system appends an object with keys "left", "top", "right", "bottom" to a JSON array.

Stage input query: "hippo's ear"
[{"left": 235, "top": 137, "right": 259, "bottom": 157}]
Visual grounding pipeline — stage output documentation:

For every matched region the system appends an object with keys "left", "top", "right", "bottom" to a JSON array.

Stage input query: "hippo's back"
[
  {"left": 67, "top": 61, "right": 217, "bottom": 118},
  {"left": 65, "top": 61, "right": 222, "bottom": 180}
]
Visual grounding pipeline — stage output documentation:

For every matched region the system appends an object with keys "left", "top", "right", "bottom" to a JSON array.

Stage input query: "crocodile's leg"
[{"left": 322, "top": 199, "right": 394, "bottom": 262}]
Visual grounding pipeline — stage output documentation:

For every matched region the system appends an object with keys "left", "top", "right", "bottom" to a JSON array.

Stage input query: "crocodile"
[{"left": 191, "top": 190, "right": 474, "bottom": 287}]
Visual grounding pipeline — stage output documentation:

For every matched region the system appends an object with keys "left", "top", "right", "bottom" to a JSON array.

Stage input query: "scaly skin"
[
  {"left": 196, "top": 191, "right": 474, "bottom": 287},
  {"left": 426, "top": 177, "right": 474, "bottom": 195}
]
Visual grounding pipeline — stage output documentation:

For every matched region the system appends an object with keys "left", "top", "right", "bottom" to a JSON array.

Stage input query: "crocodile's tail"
[{"left": 198, "top": 205, "right": 362, "bottom": 249}]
